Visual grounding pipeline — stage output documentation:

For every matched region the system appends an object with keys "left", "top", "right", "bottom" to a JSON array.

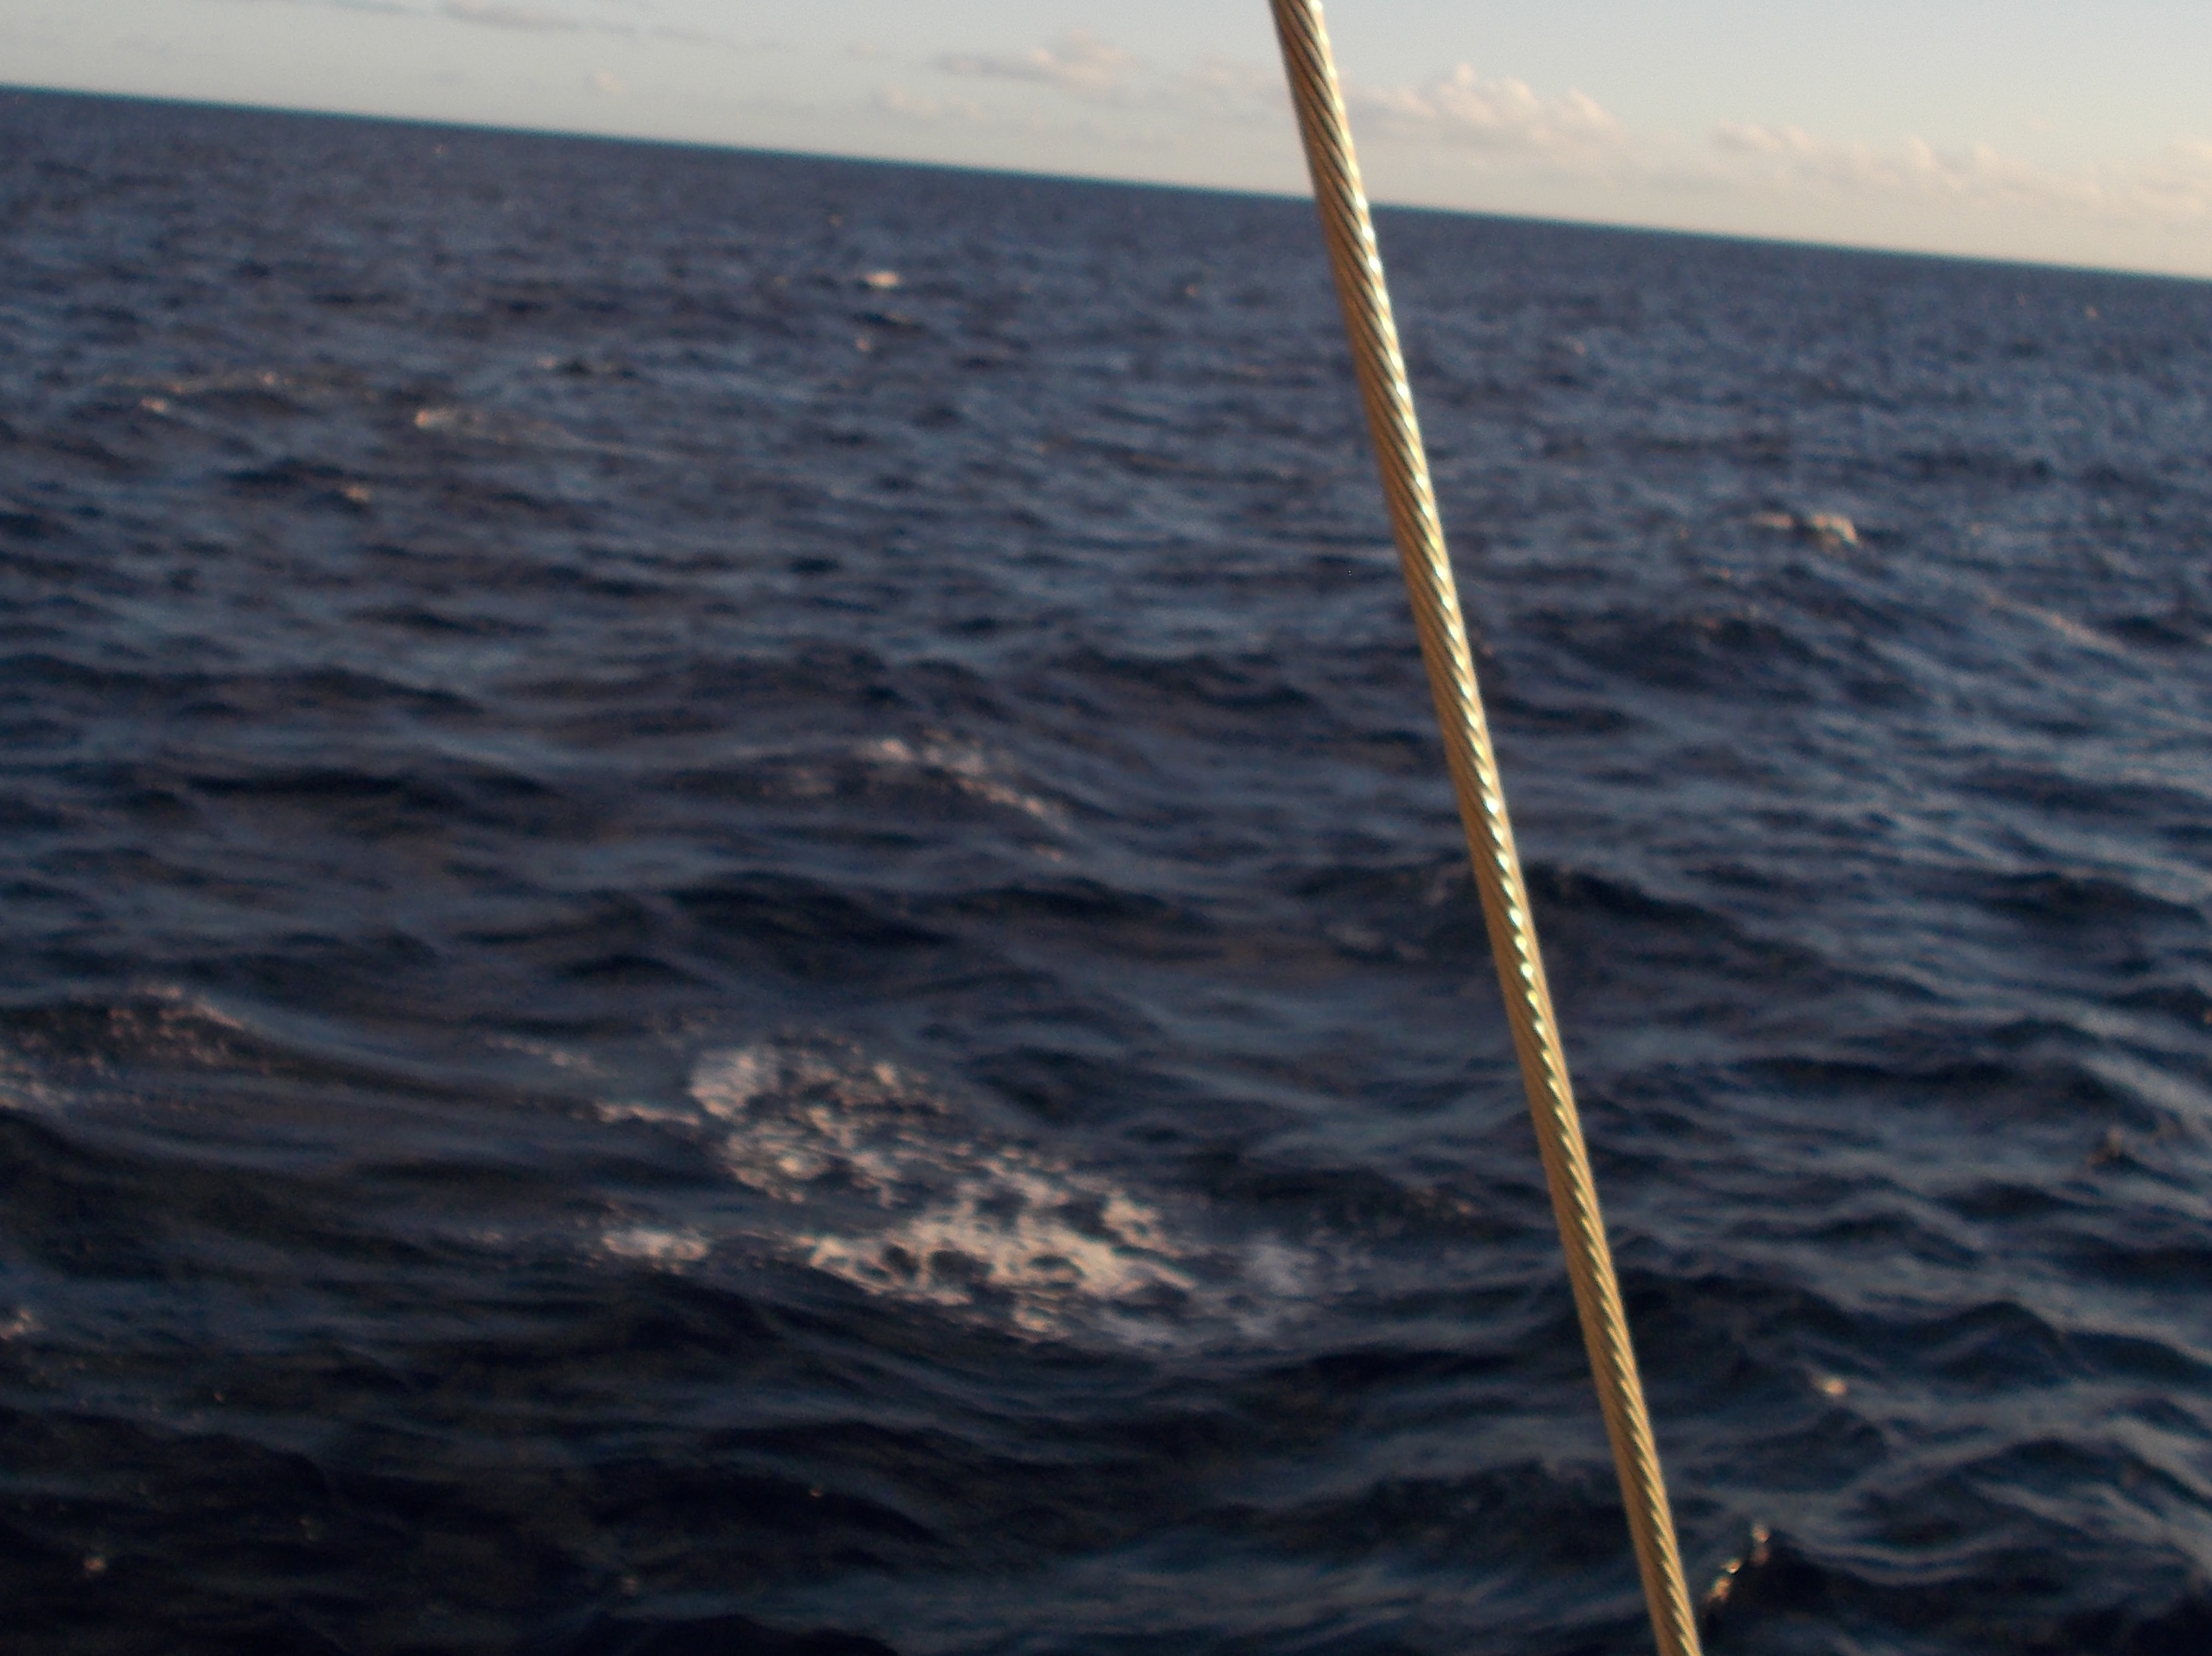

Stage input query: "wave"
[
  {"left": 6, "top": 89, "right": 2212, "bottom": 1655},
  {"left": 667, "top": 1038, "right": 1316, "bottom": 1347}
]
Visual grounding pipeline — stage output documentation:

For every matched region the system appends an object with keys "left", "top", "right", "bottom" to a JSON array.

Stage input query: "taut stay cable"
[{"left": 1262, "top": 4, "right": 1704, "bottom": 1652}]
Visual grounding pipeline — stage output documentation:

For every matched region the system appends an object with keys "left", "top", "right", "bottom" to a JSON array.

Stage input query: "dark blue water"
[{"left": 3, "top": 85, "right": 2211, "bottom": 1656}]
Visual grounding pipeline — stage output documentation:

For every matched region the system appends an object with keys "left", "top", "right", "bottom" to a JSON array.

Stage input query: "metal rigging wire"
[{"left": 1263, "top": 5, "right": 1704, "bottom": 1651}]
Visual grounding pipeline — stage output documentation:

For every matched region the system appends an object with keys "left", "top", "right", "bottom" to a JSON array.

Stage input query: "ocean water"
[{"left": 2, "top": 84, "right": 2211, "bottom": 1656}]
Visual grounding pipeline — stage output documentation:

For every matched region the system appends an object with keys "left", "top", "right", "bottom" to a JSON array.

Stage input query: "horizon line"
[{"left": 6, "top": 78, "right": 2207, "bottom": 290}]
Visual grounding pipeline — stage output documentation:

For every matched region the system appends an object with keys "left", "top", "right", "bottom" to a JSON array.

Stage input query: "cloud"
[
  {"left": 1712, "top": 122, "right": 2067, "bottom": 200},
  {"left": 199, "top": 0, "right": 425, "bottom": 10},
  {"left": 1710, "top": 122, "right": 2212, "bottom": 225},
  {"left": 434, "top": 0, "right": 764, "bottom": 50},
  {"left": 877, "top": 86, "right": 985, "bottom": 125},
  {"left": 2132, "top": 141, "right": 2212, "bottom": 219},
  {"left": 1169, "top": 57, "right": 1284, "bottom": 120},
  {"left": 938, "top": 30, "right": 1133, "bottom": 100},
  {"left": 195, "top": 0, "right": 768, "bottom": 50},
  {"left": 1351, "top": 64, "right": 1622, "bottom": 157},
  {"left": 441, "top": 0, "right": 580, "bottom": 30},
  {"left": 928, "top": 34, "right": 1287, "bottom": 126}
]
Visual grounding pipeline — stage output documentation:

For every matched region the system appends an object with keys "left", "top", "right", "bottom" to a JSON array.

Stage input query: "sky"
[{"left": 8, "top": 1, "right": 2212, "bottom": 278}]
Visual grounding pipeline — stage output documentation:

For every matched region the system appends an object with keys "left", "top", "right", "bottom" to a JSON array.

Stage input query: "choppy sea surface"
[{"left": 3, "top": 85, "right": 2211, "bottom": 1656}]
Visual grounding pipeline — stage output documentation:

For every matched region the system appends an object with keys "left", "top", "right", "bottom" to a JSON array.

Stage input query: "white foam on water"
[
  {"left": 853, "top": 734, "right": 1065, "bottom": 825},
  {"left": 0, "top": 987, "right": 262, "bottom": 1110},
  {"left": 0, "top": 1053, "right": 65, "bottom": 1115},
  {"left": 685, "top": 1039, "right": 1311, "bottom": 1344},
  {"left": 601, "top": 1225, "right": 712, "bottom": 1267},
  {"left": 410, "top": 402, "right": 653, "bottom": 458},
  {"left": 691, "top": 734, "right": 1065, "bottom": 832}
]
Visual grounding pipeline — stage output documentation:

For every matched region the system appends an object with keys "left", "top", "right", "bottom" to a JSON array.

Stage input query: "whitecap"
[
  {"left": 409, "top": 403, "right": 654, "bottom": 458},
  {"left": 601, "top": 1225, "right": 711, "bottom": 1267},
  {"left": 853, "top": 734, "right": 1066, "bottom": 825},
  {"left": 685, "top": 1038, "right": 1310, "bottom": 1344}
]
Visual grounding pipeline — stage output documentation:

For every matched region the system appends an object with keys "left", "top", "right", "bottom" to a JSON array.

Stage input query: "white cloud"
[
  {"left": 2131, "top": 140, "right": 2212, "bottom": 220},
  {"left": 877, "top": 85, "right": 985, "bottom": 125},
  {"left": 194, "top": 0, "right": 765, "bottom": 50},
  {"left": 927, "top": 35, "right": 1293, "bottom": 130},
  {"left": 199, "top": 0, "right": 426, "bottom": 10},
  {"left": 441, "top": 0, "right": 580, "bottom": 31},
  {"left": 1709, "top": 122, "right": 2212, "bottom": 226},
  {"left": 1351, "top": 64, "right": 1622, "bottom": 158},
  {"left": 938, "top": 30, "right": 1133, "bottom": 101},
  {"left": 1169, "top": 57, "right": 1283, "bottom": 121}
]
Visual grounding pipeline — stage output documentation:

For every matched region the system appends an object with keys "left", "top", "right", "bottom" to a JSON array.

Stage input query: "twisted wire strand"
[{"left": 1264, "top": 5, "right": 1703, "bottom": 1653}]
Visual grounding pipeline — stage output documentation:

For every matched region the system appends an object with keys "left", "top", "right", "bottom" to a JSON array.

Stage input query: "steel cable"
[{"left": 1264, "top": 4, "right": 1703, "bottom": 1652}]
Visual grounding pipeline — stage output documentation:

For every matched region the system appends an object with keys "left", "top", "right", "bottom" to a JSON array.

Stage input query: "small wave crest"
[{"left": 683, "top": 1039, "right": 1309, "bottom": 1344}]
